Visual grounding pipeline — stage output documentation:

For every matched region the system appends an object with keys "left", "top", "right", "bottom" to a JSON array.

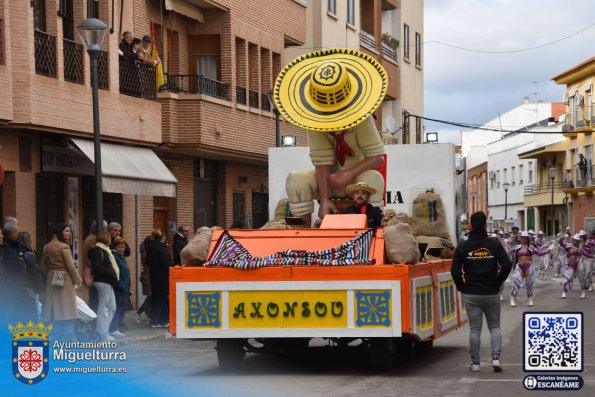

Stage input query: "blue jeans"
[
  {"left": 463, "top": 293, "right": 502, "bottom": 363},
  {"left": 110, "top": 305, "right": 124, "bottom": 333},
  {"left": 151, "top": 294, "right": 169, "bottom": 326}
]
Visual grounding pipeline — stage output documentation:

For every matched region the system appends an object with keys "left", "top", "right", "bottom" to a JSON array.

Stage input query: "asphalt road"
[{"left": 123, "top": 275, "right": 594, "bottom": 397}]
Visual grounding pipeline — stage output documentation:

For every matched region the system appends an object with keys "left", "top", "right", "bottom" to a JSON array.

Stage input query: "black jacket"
[
  {"left": 88, "top": 247, "right": 118, "bottom": 286},
  {"left": 451, "top": 230, "right": 513, "bottom": 295},
  {"left": 341, "top": 204, "right": 383, "bottom": 228},
  {"left": 145, "top": 239, "right": 172, "bottom": 296},
  {"left": 172, "top": 233, "right": 188, "bottom": 265}
]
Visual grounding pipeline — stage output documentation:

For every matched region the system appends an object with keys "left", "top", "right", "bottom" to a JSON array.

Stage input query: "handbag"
[
  {"left": 50, "top": 270, "right": 66, "bottom": 287},
  {"left": 83, "top": 267, "right": 94, "bottom": 287}
]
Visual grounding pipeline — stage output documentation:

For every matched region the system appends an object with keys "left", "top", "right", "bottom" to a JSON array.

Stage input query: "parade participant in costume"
[
  {"left": 551, "top": 230, "right": 570, "bottom": 277},
  {"left": 559, "top": 234, "right": 583, "bottom": 299},
  {"left": 510, "top": 231, "right": 545, "bottom": 306},
  {"left": 531, "top": 230, "right": 550, "bottom": 278},
  {"left": 341, "top": 182, "right": 382, "bottom": 228},
  {"left": 274, "top": 49, "right": 388, "bottom": 225},
  {"left": 577, "top": 232, "right": 593, "bottom": 298},
  {"left": 510, "top": 227, "right": 521, "bottom": 245}
]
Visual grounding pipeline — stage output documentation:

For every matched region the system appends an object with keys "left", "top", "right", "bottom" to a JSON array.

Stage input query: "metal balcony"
[
  {"left": 165, "top": 73, "right": 229, "bottom": 101},
  {"left": 34, "top": 30, "right": 56, "bottom": 77}
]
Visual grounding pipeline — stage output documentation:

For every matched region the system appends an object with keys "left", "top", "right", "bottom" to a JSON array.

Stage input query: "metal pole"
[
  {"left": 504, "top": 190, "right": 508, "bottom": 220},
  {"left": 89, "top": 49, "right": 104, "bottom": 233},
  {"left": 550, "top": 177, "right": 555, "bottom": 236},
  {"left": 274, "top": 108, "right": 281, "bottom": 147}
]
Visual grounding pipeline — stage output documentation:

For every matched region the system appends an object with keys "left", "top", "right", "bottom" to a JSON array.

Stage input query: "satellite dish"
[{"left": 386, "top": 116, "right": 398, "bottom": 135}]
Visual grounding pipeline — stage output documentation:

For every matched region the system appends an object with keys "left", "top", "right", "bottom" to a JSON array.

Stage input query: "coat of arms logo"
[{"left": 9, "top": 321, "right": 52, "bottom": 385}]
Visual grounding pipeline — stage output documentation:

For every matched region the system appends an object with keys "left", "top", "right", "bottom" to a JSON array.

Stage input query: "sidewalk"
[{"left": 109, "top": 312, "right": 172, "bottom": 345}]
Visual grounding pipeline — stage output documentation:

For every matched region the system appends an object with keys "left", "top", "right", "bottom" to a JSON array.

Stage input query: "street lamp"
[
  {"left": 503, "top": 182, "right": 510, "bottom": 223},
  {"left": 470, "top": 191, "right": 476, "bottom": 213},
  {"left": 78, "top": 18, "right": 108, "bottom": 234},
  {"left": 549, "top": 167, "right": 557, "bottom": 236}
]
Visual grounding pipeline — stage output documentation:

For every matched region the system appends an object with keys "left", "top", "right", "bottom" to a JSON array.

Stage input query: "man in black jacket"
[
  {"left": 451, "top": 211, "right": 513, "bottom": 373},
  {"left": 341, "top": 182, "right": 382, "bottom": 228},
  {"left": 173, "top": 225, "right": 190, "bottom": 265}
]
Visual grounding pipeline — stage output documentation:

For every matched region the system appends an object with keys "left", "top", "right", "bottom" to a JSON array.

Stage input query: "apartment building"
[
  {"left": 285, "top": 0, "right": 423, "bottom": 144},
  {"left": 0, "top": 0, "right": 307, "bottom": 306}
]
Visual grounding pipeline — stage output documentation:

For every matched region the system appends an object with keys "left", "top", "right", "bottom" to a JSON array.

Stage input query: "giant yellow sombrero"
[{"left": 273, "top": 48, "right": 388, "bottom": 133}]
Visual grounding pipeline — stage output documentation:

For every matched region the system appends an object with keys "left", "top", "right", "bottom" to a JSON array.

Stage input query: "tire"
[
  {"left": 369, "top": 338, "right": 393, "bottom": 371},
  {"left": 414, "top": 340, "right": 433, "bottom": 355},
  {"left": 216, "top": 339, "right": 245, "bottom": 372}
]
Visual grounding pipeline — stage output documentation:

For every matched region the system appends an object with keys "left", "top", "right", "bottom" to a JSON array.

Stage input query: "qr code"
[{"left": 523, "top": 313, "right": 583, "bottom": 372}]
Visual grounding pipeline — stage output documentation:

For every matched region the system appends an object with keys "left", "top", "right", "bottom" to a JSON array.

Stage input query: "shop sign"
[{"left": 42, "top": 145, "right": 94, "bottom": 175}]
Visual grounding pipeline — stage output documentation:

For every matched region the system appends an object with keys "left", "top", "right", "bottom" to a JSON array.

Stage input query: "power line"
[{"left": 423, "top": 22, "right": 595, "bottom": 54}]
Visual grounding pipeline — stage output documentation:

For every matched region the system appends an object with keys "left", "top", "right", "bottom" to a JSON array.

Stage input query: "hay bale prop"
[
  {"left": 412, "top": 188, "right": 450, "bottom": 240},
  {"left": 180, "top": 226, "right": 215, "bottom": 265},
  {"left": 383, "top": 223, "right": 419, "bottom": 265},
  {"left": 381, "top": 209, "right": 412, "bottom": 227}
]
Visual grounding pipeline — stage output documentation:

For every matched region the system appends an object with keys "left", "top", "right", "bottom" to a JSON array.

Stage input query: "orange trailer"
[{"left": 169, "top": 215, "right": 467, "bottom": 370}]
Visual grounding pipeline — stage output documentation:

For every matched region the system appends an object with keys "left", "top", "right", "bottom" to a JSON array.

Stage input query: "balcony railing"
[
  {"left": 97, "top": 50, "right": 109, "bottom": 90},
  {"left": 381, "top": 42, "right": 398, "bottom": 63},
  {"left": 34, "top": 30, "right": 56, "bottom": 77},
  {"left": 261, "top": 93, "right": 271, "bottom": 112},
  {"left": 164, "top": 74, "right": 229, "bottom": 100},
  {"left": 63, "top": 38, "right": 84, "bottom": 84},
  {"left": 359, "top": 31, "right": 376, "bottom": 50},
  {"left": 119, "top": 56, "right": 156, "bottom": 100},
  {"left": 524, "top": 182, "right": 569, "bottom": 195},
  {"left": 248, "top": 89, "right": 259, "bottom": 108},
  {"left": 236, "top": 86, "right": 247, "bottom": 105},
  {"left": 562, "top": 107, "right": 595, "bottom": 132}
]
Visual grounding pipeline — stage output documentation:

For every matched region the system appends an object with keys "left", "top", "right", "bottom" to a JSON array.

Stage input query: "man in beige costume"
[{"left": 274, "top": 49, "right": 388, "bottom": 224}]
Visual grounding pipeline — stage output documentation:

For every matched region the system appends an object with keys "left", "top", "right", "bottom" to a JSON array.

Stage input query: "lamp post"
[
  {"left": 549, "top": 167, "right": 557, "bottom": 236},
  {"left": 77, "top": 18, "right": 108, "bottom": 233},
  {"left": 503, "top": 182, "right": 510, "bottom": 224},
  {"left": 470, "top": 191, "right": 476, "bottom": 214}
]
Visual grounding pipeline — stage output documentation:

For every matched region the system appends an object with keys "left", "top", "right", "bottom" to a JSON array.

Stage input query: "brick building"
[{"left": 0, "top": 0, "right": 306, "bottom": 307}]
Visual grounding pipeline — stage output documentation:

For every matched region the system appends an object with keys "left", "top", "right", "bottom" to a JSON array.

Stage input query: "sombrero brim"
[
  {"left": 274, "top": 48, "right": 388, "bottom": 132},
  {"left": 346, "top": 184, "right": 377, "bottom": 196}
]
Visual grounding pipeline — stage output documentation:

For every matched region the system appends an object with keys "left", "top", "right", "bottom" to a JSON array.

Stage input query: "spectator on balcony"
[
  {"left": 140, "top": 35, "right": 160, "bottom": 68},
  {"left": 578, "top": 153, "right": 588, "bottom": 181},
  {"left": 119, "top": 31, "right": 137, "bottom": 61}
]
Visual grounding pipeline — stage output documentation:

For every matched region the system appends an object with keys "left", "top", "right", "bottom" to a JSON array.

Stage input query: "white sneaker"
[
  {"left": 510, "top": 295, "right": 516, "bottom": 306},
  {"left": 134, "top": 313, "right": 141, "bottom": 323},
  {"left": 102, "top": 335, "right": 116, "bottom": 342},
  {"left": 561, "top": 291, "right": 567, "bottom": 299},
  {"left": 580, "top": 290, "right": 586, "bottom": 299},
  {"left": 110, "top": 330, "right": 126, "bottom": 338},
  {"left": 470, "top": 362, "right": 480, "bottom": 372},
  {"left": 500, "top": 294, "right": 504, "bottom": 301},
  {"left": 528, "top": 298, "right": 534, "bottom": 306},
  {"left": 492, "top": 359, "right": 503, "bottom": 372},
  {"left": 588, "top": 286, "right": 593, "bottom": 292}
]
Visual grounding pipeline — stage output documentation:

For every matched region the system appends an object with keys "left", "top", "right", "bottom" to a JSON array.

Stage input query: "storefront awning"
[
  {"left": 70, "top": 138, "right": 177, "bottom": 197},
  {"left": 165, "top": 0, "right": 205, "bottom": 23}
]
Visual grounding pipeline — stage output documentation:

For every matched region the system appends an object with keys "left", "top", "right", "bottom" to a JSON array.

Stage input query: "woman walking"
[
  {"left": 559, "top": 234, "right": 583, "bottom": 298},
  {"left": 88, "top": 231, "right": 119, "bottom": 341},
  {"left": 510, "top": 231, "right": 545, "bottom": 306},
  {"left": 145, "top": 228, "right": 172, "bottom": 328},
  {"left": 42, "top": 224, "right": 82, "bottom": 341}
]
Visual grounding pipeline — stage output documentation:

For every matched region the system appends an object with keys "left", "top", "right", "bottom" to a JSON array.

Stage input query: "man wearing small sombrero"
[
  {"left": 274, "top": 49, "right": 388, "bottom": 225},
  {"left": 342, "top": 182, "right": 383, "bottom": 228}
]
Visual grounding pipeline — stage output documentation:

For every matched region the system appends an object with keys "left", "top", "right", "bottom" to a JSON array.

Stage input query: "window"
[
  {"left": 328, "top": 0, "right": 336, "bottom": 15},
  {"left": 496, "top": 170, "right": 500, "bottom": 189},
  {"left": 87, "top": 0, "right": 99, "bottom": 19},
  {"left": 403, "top": 24, "right": 410, "bottom": 60},
  {"left": 415, "top": 32, "right": 421, "bottom": 67},
  {"left": 511, "top": 166, "right": 516, "bottom": 185},
  {"left": 519, "top": 164, "right": 524, "bottom": 184},
  {"left": 347, "top": 0, "right": 354, "bottom": 25},
  {"left": 528, "top": 162, "right": 533, "bottom": 183},
  {"left": 33, "top": 0, "right": 46, "bottom": 31},
  {"left": 196, "top": 55, "right": 218, "bottom": 80},
  {"left": 503, "top": 168, "right": 507, "bottom": 184},
  {"left": 233, "top": 192, "right": 246, "bottom": 227}
]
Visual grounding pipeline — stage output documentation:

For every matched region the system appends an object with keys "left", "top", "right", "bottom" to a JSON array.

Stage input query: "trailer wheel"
[
  {"left": 414, "top": 340, "right": 434, "bottom": 355},
  {"left": 216, "top": 339, "right": 245, "bottom": 372},
  {"left": 369, "top": 338, "right": 393, "bottom": 371}
]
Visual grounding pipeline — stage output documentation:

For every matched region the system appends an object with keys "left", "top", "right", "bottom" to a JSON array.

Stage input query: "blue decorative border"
[
  {"left": 355, "top": 291, "right": 390, "bottom": 327},
  {"left": 187, "top": 292, "right": 221, "bottom": 328}
]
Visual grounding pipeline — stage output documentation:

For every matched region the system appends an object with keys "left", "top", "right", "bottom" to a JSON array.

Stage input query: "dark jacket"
[
  {"left": 119, "top": 40, "right": 137, "bottom": 61},
  {"left": 451, "top": 230, "right": 513, "bottom": 295},
  {"left": 173, "top": 233, "right": 188, "bottom": 265},
  {"left": 111, "top": 251, "right": 133, "bottom": 309},
  {"left": 88, "top": 247, "right": 118, "bottom": 286},
  {"left": 342, "top": 203, "right": 383, "bottom": 228},
  {"left": 0, "top": 238, "right": 33, "bottom": 322},
  {"left": 145, "top": 239, "right": 172, "bottom": 296}
]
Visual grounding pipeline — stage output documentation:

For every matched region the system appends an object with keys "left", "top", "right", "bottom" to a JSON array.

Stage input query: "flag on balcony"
[{"left": 151, "top": 22, "right": 165, "bottom": 90}]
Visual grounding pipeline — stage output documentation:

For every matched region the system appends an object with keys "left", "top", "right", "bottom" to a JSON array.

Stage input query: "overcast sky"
[{"left": 423, "top": 0, "right": 595, "bottom": 143}]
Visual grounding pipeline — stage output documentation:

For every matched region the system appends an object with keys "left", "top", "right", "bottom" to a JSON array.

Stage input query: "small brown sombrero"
[
  {"left": 273, "top": 48, "right": 388, "bottom": 132},
  {"left": 346, "top": 182, "right": 377, "bottom": 196}
]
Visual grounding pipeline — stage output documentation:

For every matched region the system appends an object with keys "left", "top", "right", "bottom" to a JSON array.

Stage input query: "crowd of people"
[{"left": 0, "top": 215, "right": 195, "bottom": 342}]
